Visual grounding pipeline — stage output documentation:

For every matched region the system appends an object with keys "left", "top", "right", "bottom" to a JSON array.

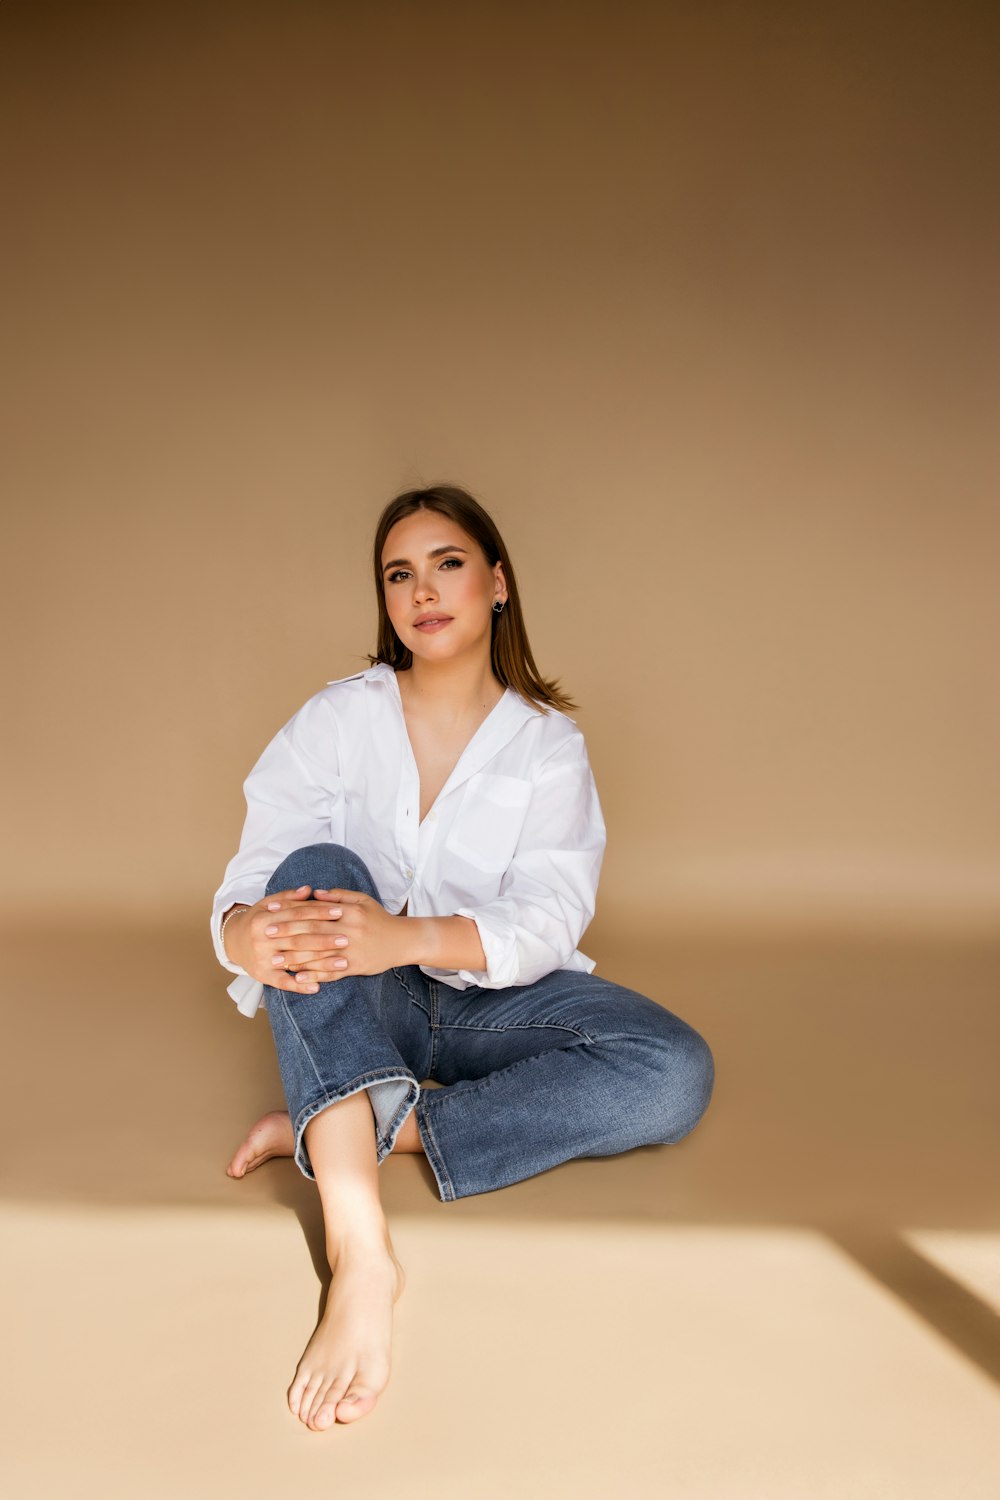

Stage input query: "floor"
[{"left": 3, "top": 921, "right": 999, "bottom": 1498}]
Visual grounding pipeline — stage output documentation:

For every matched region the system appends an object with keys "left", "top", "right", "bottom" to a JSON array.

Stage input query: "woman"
[{"left": 211, "top": 483, "right": 715, "bottom": 1433}]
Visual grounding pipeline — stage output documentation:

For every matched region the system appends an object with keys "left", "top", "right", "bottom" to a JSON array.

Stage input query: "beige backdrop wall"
[{"left": 2, "top": 0, "right": 997, "bottom": 944}]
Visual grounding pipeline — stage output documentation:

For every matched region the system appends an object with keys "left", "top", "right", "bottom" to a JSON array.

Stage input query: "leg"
[
  {"left": 226, "top": 1101, "right": 425, "bottom": 1177},
  {"left": 284, "top": 1090, "right": 404, "bottom": 1429},
  {"left": 417, "top": 969, "right": 715, "bottom": 1201},
  {"left": 257, "top": 842, "right": 433, "bottom": 1429}
]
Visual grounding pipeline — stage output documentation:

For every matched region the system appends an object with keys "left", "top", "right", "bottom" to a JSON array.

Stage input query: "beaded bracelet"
[{"left": 220, "top": 905, "right": 250, "bottom": 944}]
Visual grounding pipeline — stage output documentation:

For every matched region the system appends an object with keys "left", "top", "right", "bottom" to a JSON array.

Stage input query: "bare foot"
[
  {"left": 226, "top": 1110, "right": 294, "bottom": 1177},
  {"left": 289, "top": 1237, "right": 406, "bottom": 1430}
]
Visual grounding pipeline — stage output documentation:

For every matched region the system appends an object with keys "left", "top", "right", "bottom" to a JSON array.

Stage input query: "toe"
[
  {"left": 336, "top": 1384, "right": 376, "bottom": 1421},
  {"left": 227, "top": 1145, "right": 251, "bottom": 1176},
  {"left": 288, "top": 1372, "right": 314, "bottom": 1419},
  {"left": 304, "top": 1372, "right": 351, "bottom": 1428},
  {"left": 300, "top": 1380, "right": 326, "bottom": 1426},
  {"left": 312, "top": 1385, "right": 347, "bottom": 1429}
]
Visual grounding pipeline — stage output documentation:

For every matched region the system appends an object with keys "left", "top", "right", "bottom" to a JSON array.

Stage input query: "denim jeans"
[{"left": 263, "top": 843, "right": 715, "bottom": 1202}]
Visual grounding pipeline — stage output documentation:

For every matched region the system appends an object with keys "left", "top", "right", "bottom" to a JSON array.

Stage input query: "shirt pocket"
[{"left": 444, "top": 771, "right": 534, "bottom": 874}]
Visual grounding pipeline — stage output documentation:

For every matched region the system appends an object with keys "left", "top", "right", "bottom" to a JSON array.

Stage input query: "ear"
[{"left": 494, "top": 560, "right": 508, "bottom": 605}]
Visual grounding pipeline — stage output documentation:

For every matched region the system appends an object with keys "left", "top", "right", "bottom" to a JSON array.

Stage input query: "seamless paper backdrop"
[{"left": 1, "top": 0, "right": 997, "bottom": 938}]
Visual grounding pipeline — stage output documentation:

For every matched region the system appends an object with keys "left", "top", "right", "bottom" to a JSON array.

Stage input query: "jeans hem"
[
  {"left": 291, "top": 1069, "right": 419, "bottom": 1182},
  {"left": 377, "top": 1080, "right": 422, "bottom": 1162}
]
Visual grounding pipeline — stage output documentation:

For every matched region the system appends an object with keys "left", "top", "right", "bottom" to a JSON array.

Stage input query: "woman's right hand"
[{"left": 222, "top": 886, "right": 345, "bottom": 995}]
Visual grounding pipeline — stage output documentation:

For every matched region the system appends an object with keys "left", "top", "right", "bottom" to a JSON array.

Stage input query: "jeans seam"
[
  {"left": 428, "top": 979, "right": 442, "bottom": 1075},
  {"left": 391, "top": 965, "right": 431, "bottom": 1017},
  {"left": 415, "top": 1098, "right": 455, "bottom": 1201},
  {"left": 427, "top": 1036, "right": 592, "bottom": 1108},
  {"left": 438, "top": 1020, "right": 594, "bottom": 1042},
  {"left": 569, "top": 1030, "right": 696, "bottom": 1045},
  {"left": 269, "top": 985, "right": 329, "bottom": 1094}
]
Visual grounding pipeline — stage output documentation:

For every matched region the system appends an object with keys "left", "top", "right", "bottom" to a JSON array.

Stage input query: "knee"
[
  {"left": 651, "top": 1024, "right": 715, "bottom": 1144},
  {"left": 265, "top": 842, "right": 376, "bottom": 899}
]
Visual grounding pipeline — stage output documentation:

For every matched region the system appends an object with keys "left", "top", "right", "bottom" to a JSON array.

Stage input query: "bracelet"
[{"left": 220, "top": 905, "right": 250, "bottom": 944}]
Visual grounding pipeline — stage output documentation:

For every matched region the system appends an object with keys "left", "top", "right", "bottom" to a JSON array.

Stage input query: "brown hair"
[{"left": 365, "top": 483, "right": 578, "bottom": 717}]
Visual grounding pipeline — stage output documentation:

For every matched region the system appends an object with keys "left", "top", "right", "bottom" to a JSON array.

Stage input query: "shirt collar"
[
  {"left": 322, "top": 661, "right": 545, "bottom": 798},
  {"left": 329, "top": 660, "right": 543, "bottom": 722},
  {"left": 362, "top": 661, "right": 543, "bottom": 716}
]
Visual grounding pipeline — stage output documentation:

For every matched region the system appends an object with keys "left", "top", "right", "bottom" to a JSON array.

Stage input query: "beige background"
[
  {"left": 3, "top": 0, "right": 997, "bottom": 934},
  {"left": 2, "top": 3, "right": 999, "bottom": 1497}
]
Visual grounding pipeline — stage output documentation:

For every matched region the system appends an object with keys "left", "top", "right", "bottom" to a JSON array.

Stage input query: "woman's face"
[{"left": 381, "top": 510, "right": 506, "bottom": 663}]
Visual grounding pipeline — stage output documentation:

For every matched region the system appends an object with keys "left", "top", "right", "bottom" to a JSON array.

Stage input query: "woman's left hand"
[{"left": 275, "top": 888, "right": 411, "bottom": 982}]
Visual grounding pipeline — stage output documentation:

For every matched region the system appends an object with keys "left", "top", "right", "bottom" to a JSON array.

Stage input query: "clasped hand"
[{"left": 230, "top": 884, "right": 408, "bottom": 996}]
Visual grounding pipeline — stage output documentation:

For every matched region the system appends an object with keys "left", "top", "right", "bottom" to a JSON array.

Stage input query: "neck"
[{"left": 398, "top": 653, "right": 504, "bottom": 723}]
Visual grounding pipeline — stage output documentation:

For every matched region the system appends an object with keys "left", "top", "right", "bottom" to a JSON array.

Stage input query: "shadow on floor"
[{"left": 4, "top": 920, "right": 999, "bottom": 1385}]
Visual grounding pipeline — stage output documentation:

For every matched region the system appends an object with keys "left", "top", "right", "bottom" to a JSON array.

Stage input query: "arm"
[
  {"left": 400, "top": 913, "right": 488, "bottom": 973},
  {"left": 281, "top": 897, "right": 488, "bottom": 978},
  {"left": 419, "top": 732, "right": 606, "bottom": 988},
  {"left": 211, "top": 691, "right": 345, "bottom": 978}
]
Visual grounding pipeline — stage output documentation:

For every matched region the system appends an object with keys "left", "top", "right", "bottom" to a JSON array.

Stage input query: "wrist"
[
  {"left": 397, "top": 914, "right": 435, "bottom": 969},
  {"left": 397, "top": 913, "right": 487, "bottom": 974},
  {"left": 221, "top": 904, "right": 251, "bottom": 963}
]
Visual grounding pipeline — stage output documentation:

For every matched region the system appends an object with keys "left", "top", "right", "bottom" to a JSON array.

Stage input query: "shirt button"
[{"left": 404, "top": 867, "right": 414, "bottom": 879}]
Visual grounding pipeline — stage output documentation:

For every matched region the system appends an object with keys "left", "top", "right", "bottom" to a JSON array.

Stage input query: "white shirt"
[{"left": 211, "top": 662, "right": 606, "bottom": 1018}]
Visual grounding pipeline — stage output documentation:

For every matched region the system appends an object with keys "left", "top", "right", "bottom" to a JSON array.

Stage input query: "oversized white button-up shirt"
[{"left": 211, "top": 662, "right": 606, "bottom": 1018}]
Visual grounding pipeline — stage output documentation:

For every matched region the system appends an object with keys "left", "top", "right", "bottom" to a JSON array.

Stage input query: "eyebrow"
[{"left": 381, "top": 545, "right": 469, "bottom": 573}]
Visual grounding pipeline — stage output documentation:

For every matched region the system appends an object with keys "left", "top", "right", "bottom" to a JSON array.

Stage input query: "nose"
[{"left": 412, "top": 573, "right": 438, "bottom": 603}]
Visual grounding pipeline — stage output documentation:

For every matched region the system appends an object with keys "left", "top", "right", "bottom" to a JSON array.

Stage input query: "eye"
[{"left": 386, "top": 557, "right": 464, "bottom": 584}]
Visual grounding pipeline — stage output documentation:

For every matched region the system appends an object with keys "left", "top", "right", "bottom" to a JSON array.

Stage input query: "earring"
[{"left": 492, "top": 599, "right": 506, "bottom": 614}]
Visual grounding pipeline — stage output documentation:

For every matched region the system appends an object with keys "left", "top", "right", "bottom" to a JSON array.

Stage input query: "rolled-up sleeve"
[
  {"left": 451, "top": 733, "right": 606, "bottom": 988},
  {"left": 210, "top": 693, "right": 346, "bottom": 1008}
]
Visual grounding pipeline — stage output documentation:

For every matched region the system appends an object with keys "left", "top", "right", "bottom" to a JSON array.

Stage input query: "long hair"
[{"left": 365, "top": 483, "right": 578, "bottom": 717}]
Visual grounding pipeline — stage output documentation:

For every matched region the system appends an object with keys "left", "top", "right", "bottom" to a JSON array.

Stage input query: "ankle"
[{"left": 326, "top": 1223, "right": 395, "bottom": 1269}]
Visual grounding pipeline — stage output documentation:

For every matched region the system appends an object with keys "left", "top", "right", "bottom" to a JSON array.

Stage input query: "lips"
[{"left": 414, "top": 615, "right": 453, "bottom": 626}]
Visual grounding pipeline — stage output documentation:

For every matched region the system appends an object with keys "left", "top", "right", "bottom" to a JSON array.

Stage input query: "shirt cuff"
[
  {"left": 210, "top": 892, "right": 261, "bottom": 975},
  {"left": 227, "top": 973, "right": 266, "bottom": 1018},
  {"left": 451, "top": 906, "right": 521, "bottom": 988}
]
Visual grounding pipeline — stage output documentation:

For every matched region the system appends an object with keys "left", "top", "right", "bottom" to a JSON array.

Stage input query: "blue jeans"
[{"left": 263, "top": 843, "right": 715, "bottom": 1202}]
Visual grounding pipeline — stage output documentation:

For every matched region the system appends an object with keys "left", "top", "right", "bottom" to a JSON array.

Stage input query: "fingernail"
[{"left": 267, "top": 902, "right": 281, "bottom": 911}]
